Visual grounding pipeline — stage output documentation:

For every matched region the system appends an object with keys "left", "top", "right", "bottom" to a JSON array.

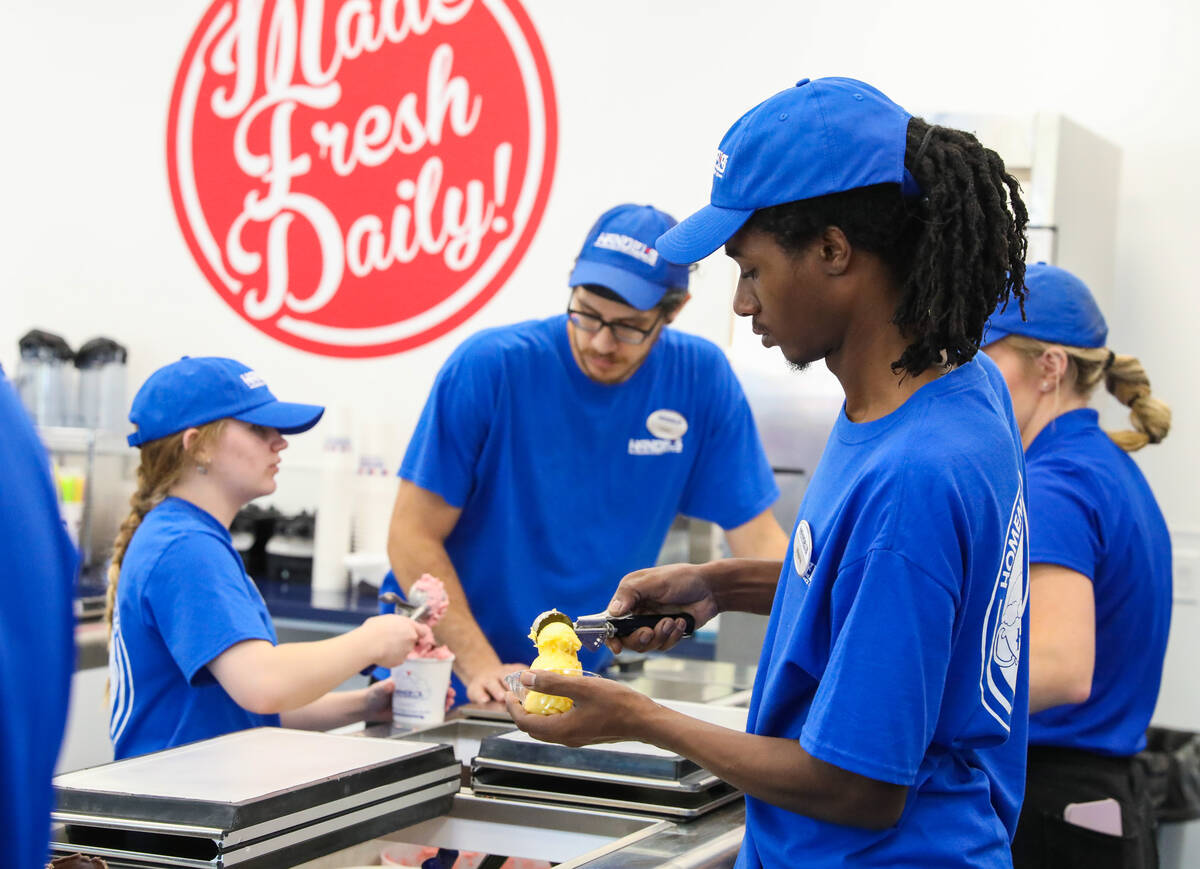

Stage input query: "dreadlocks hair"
[{"left": 743, "top": 117, "right": 1029, "bottom": 377}]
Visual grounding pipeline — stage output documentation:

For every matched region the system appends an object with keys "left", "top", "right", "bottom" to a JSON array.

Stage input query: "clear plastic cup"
[
  {"left": 504, "top": 669, "right": 599, "bottom": 703},
  {"left": 391, "top": 655, "right": 455, "bottom": 726}
]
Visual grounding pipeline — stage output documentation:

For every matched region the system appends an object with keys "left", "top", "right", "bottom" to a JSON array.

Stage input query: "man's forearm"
[
  {"left": 640, "top": 704, "right": 906, "bottom": 828},
  {"left": 390, "top": 537, "right": 509, "bottom": 679},
  {"left": 704, "top": 558, "right": 783, "bottom": 616},
  {"left": 724, "top": 509, "right": 789, "bottom": 560}
]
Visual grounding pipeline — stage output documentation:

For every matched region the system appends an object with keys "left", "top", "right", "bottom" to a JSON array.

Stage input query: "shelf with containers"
[{"left": 39, "top": 426, "right": 137, "bottom": 618}]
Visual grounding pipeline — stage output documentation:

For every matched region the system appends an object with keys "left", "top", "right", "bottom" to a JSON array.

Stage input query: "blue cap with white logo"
[
  {"left": 127, "top": 356, "right": 325, "bottom": 446},
  {"left": 656, "top": 77, "right": 920, "bottom": 264},
  {"left": 568, "top": 203, "right": 691, "bottom": 310},
  {"left": 983, "top": 262, "right": 1108, "bottom": 349}
]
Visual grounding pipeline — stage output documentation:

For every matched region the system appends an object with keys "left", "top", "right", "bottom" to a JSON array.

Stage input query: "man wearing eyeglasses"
[{"left": 387, "top": 203, "right": 787, "bottom": 704}]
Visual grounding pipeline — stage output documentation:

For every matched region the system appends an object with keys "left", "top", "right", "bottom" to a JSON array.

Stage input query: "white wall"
[{"left": 4, "top": 2, "right": 1199, "bottom": 718}]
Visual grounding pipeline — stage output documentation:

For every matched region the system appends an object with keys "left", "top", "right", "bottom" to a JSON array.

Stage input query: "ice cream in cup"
[{"left": 390, "top": 574, "right": 455, "bottom": 726}]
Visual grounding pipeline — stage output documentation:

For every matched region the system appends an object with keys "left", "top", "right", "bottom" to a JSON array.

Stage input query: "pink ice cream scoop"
[
  {"left": 405, "top": 573, "right": 453, "bottom": 661},
  {"left": 411, "top": 573, "right": 450, "bottom": 625}
]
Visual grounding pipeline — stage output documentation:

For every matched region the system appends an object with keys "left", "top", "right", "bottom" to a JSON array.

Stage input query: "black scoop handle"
[{"left": 609, "top": 612, "right": 696, "bottom": 638}]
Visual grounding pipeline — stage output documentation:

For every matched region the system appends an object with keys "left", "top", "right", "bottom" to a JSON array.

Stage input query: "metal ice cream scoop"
[
  {"left": 360, "top": 588, "right": 437, "bottom": 677},
  {"left": 529, "top": 608, "right": 697, "bottom": 652},
  {"left": 379, "top": 588, "right": 432, "bottom": 623}
]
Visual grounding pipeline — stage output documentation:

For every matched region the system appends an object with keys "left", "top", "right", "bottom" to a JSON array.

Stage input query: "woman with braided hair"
[
  {"left": 983, "top": 263, "right": 1171, "bottom": 868},
  {"left": 508, "top": 77, "right": 1031, "bottom": 867},
  {"left": 106, "top": 356, "right": 433, "bottom": 759}
]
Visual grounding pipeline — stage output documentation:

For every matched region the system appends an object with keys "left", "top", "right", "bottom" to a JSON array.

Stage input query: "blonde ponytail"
[
  {"left": 1104, "top": 354, "right": 1171, "bottom": 452},
  {"left": 1000, "top": 336, "right": 1170, "bottom": 453},
  {"left": 105, "top": 420, "right": 227, "bottom": 699}
]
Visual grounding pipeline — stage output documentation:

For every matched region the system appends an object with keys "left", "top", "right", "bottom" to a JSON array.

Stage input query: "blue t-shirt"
[
  {"left": 1025, "top": 408, "right": 1172, "bottom": 756},
  {"left": 0, "top": 369, "right": 77, "bottom": 869},
  {"left": 400, "top": 315, "right": 778, "bottom": 670},
  {"left": 738, "top": 356, "right": 1030, "bottom": 869},
  {"left": 109, "top": 497, "right": 280, "bottom": 759}
]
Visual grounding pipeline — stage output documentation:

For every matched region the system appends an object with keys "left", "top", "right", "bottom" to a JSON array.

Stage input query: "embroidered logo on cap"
[
  {"left": 593, "top": 232, "right": 659, "bottom": 266},
  {"left": 240, "top": 371, "right": 267, "bottom": 389},
  {"left": 713, "top": 149, "right": 729, "bottom": 178}
]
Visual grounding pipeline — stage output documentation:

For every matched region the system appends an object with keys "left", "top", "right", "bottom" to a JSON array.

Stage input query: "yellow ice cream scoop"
[{"left": 523, "top": 613, "right": 582, "bottom": 715}]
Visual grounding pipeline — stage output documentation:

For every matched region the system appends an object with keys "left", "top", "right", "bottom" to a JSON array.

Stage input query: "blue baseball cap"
[
  {"left": 656, "top": 77, "right": 920, "bottom": 264},
  {"left": 568, "top": 203, "right": 691, "bottom": 310},
  {"left": 983, "top": 263, "right": 1108, "bottom": 349},
  {"left": 127, "top": 357, "right": 325, "bottom": 447}
]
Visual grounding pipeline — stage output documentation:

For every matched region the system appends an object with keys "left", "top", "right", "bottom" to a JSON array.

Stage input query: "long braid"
[
  {"left": 1001, "top": 335, "right": 1171, "bottom": 453},
  {"left": 745, "top": 117, "right": 1028, "bottom": 377},
  {"left": 104, "top": 420, "right": 227, "bottom": 700}
]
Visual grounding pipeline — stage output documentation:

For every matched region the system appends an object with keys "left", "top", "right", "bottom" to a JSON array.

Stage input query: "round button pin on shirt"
[{"left": 793, "top": 519, "right": 813, "bottom": 577}]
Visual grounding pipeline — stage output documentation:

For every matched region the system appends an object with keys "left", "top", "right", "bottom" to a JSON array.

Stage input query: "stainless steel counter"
[
  {"left": 568, "top": 798, "right": 744, "bottom": 868},
  {"left": 358, "top": 673, "right": 751, "bottom": 869}
]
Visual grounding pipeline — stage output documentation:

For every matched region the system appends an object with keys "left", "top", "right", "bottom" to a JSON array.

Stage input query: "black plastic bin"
[{"left": 1138, "top": 727, "right": 1200, "bottom": 823}]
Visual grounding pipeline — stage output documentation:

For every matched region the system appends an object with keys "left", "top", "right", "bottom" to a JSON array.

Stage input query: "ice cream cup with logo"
[
  {"left": 391, "top": 573, "right": 454, "bottom": 726},
  {"left": 391, "top": 649, "right": 455, "bottom": 727}
]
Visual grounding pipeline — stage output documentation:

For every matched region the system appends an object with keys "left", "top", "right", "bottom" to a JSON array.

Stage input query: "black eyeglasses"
[{"left": 567, "top": 308, "right": 664, "bottom": 345}]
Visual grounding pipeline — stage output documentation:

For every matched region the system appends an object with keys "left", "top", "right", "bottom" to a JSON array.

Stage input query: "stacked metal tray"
[
  {"left": 471, "top": 729, "right": 740, "bottom": 818},
  {"left": 50, "top": 728, "right": 459, "bottom": 868}
]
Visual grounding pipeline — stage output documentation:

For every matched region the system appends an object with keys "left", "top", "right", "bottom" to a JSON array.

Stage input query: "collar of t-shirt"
[
  {"left": 158, "top": 496, "right": 233, "bottom": 541},
  {"left": 552, "top": 313, "right": 665, "bottom": 395},
  {"left": 835, "top": 358, "right": 985, "bottom": 445},
  {"left": 1026, "top": 407, "right": 1099, "bottom": 460}
]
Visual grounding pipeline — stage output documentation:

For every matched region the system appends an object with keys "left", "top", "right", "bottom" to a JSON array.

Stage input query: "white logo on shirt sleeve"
[
  {"left": 108, "top": 609, "right": 135, "bottom": 745},
  {"left": 980, "top": 487, "right": 1028, "bottom": 730}
]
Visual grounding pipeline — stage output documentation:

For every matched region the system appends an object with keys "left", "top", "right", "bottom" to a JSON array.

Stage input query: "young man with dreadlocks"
[{"left": 507, "top": 78, "right": 1031, "bottom": 867}]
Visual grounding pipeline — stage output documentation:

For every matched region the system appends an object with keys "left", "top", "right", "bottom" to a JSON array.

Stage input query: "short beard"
[{"left": 787, "top": 360, "right": 810, "bottom": 374}]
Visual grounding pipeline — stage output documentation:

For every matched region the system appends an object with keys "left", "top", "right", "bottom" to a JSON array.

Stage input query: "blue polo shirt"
[
  {"left": 0, "top": 369, "right": 77, "bottom": 869},
  {"left": 109, "top": 497, "right": 279, "bottom": 759},
  {"left": 738, "top": 355, "right": 1029, "bottom": 868},
  {"left": 400, "top": 315, "right": 778, "bottom": 670},
  {"left": 1025, "top": 408, "right": 1172, "bottom": 756}
]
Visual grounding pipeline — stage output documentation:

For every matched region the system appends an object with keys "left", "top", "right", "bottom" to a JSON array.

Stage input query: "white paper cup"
[{"left": 391, "top": 655, "right": 455, "bottom": 726}]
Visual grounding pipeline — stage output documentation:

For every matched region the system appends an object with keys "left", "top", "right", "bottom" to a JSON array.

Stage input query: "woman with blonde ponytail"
[
  {"left": 983, "top": 263, "right": 1171, "bottom": 868},
  {"left": 108, "top": 357, "right": 435, "bottom": 760}
]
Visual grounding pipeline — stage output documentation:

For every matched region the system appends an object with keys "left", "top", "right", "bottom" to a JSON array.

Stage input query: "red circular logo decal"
[{"left": 167, "top": 0, "right": 557, "bottom": 357}]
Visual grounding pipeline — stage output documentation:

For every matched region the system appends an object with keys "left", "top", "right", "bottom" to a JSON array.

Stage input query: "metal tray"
[
  {"left": 455, "top": 701, "right": 513, "bottom": 722},
  {"left": 51, "top": 728, "right": 459, "bottom": 868},
  {"left": 51, "top": 780, "right": 456, "bottom": 868},
  {"left": 477, "top": 729, "right": 698, "bottom": 780},
  {"left": 469, "top": 767, "right": 741, "bottom": 819},
  {"left": 393, "top": 719, "right": 516, "bottom": 765},
  {"left": 472, "top": 756, "right": 720, "bottom": 793},
  {"left": 54, "top": 728, "right": 456, "bottom": 832}
]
